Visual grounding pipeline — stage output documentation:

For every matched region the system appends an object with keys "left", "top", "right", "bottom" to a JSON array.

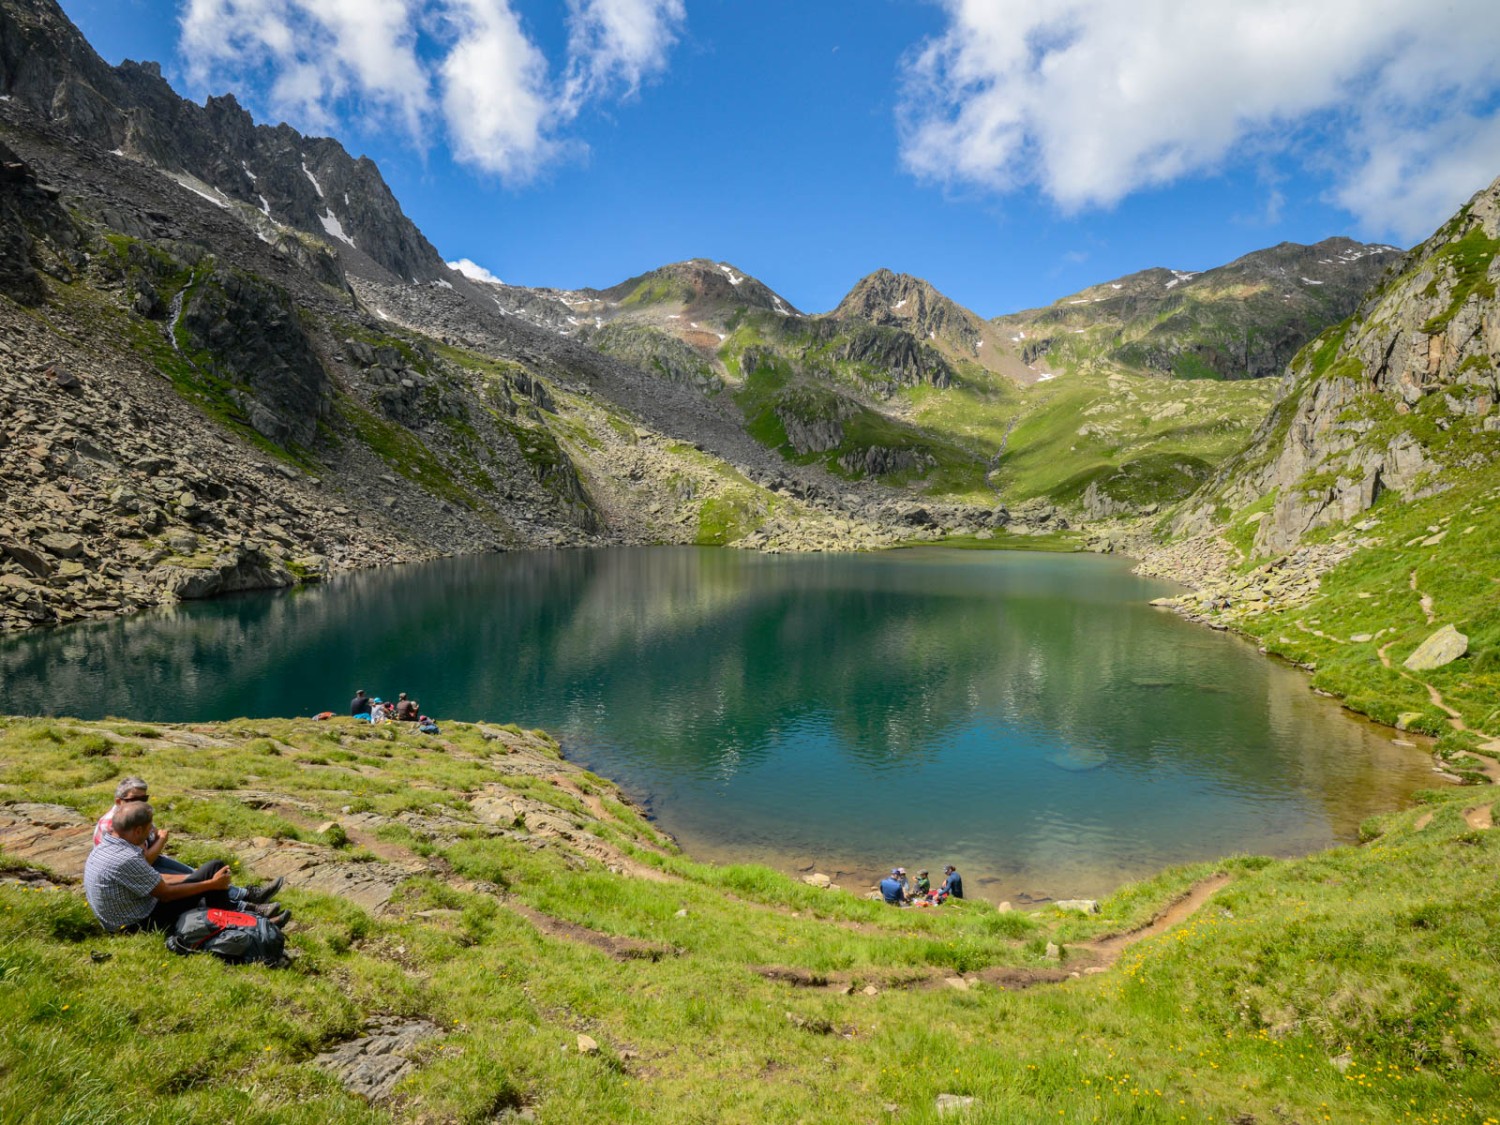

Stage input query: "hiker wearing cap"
[
  {"left": 396, "top": 693, "right": 418, "bottom": 722},
  {"left": 369, "top": 696, "right": 387, "bottom": 724},
  {"left": 941, "top": 865, "right": 964, "bottom": 900},
  {"left": 350, "top": 689, "right": 372, "bottom": 718},
  {"left": 914, "top": 869, "right": 931, "bottom": 897},
  {"left": 879, "top": 868, "right": 908, "bottom": 906}
]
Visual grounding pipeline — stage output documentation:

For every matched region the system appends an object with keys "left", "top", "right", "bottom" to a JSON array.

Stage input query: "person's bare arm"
[{"left": 143, "top": 828, "right": 169, "bottom": 864}]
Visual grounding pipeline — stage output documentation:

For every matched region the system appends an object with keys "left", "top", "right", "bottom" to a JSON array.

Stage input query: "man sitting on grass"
[
  {"left": 93, "top": 776, "right": 280, "bottom": 910},
  {"left": 83, "top": 802, "right": 290, "bottom": 933}
]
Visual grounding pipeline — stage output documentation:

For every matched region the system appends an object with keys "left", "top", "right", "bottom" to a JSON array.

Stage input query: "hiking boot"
[
  {"left": 246, "top": 901, "right": 286, "bottom": 920},
  {"left": 241, "top": 876, "right": 284, "bottom": 905},
  {"left": 266, "top": 907, "right": 293, "bottom": 927}
]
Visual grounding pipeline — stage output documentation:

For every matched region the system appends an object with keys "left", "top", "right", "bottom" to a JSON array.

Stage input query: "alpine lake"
[{"left": 0, "top": 546, "right": 1440, "bottom": 903}]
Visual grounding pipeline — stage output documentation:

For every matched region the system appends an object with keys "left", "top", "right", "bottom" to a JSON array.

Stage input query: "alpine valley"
[{"left": 2, "top": 1, "right": 1499, "bottom": 1122}]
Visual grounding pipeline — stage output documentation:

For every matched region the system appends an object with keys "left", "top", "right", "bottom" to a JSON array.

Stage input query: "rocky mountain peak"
[
  {"left": 831, "top": 268, "right": 1042, "bottom": 383},
  {"left": 0, "top": 0, "right": 448, "bottom": 285},
  {"left": 833, "top": 269, "right": 967, "bottom": 331},
  {"left": 595, "top": 259, "right": 801, "bottom": 321},
  {"left": 996, "top": 237, "right": 1406, "bottom": 381}
]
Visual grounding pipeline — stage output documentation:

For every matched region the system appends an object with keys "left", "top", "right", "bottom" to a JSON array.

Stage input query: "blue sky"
[{"left": 57, "top": 0, "right": 1500, "bottom": 317}]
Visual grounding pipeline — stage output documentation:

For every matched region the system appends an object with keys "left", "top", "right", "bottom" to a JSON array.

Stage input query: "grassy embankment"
[
  {"left": 2, "top": 717, "right": 1498, "bottom": 1123},
  {"left": 1191, "top": 324, "right": 1500, "bottom": 767}
]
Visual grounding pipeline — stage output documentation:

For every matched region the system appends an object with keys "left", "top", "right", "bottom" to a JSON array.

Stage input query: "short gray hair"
[
  {"left": 112, "top": 802, "right": 153, "bottom": 834},
  {"left": 115, "top": 777, "right": 149, "bottom": 801}
]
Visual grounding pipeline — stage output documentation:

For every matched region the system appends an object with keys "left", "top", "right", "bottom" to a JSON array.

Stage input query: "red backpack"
[{"left": 165, "top": 907, "right": 286, "bottom": 966}]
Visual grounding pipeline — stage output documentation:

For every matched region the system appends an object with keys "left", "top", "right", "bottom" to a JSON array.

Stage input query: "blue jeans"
[{"left": 153, "top": 855, "right": 247, "bottom": 903}]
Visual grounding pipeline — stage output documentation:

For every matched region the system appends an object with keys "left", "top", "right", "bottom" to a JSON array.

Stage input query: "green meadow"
[{"left": 2, "top": 716, "right": 1497, "bottom": 1123}]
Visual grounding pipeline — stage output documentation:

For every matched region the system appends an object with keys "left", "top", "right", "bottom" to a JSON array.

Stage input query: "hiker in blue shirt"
[
  {"left": 879, "top": 868, "right": 908, "bottom": 906},
  {"left": 941, "top": 864, "right": 963, "bottom": 900}
]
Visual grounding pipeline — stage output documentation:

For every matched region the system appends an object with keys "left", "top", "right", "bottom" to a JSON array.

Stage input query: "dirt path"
[
  {"left": 1410, "top": 570, "right": 1437, "bottom": 624},
  {"left": 1463, "top": 804, "right": 1493, "bottom": 830},
  {"left": 755, "top": 873, "right": 1235, "bottom": 994},
  {"left": 1071, "top": 873, "right": 1232, "bottom": 969},
  {"left": 504, "top": 900, "right": 677, "bottom": 961}
]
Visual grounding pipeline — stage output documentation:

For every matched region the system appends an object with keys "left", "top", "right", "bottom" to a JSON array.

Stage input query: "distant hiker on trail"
[
  {"left": 84, "top": 802, "right": 290, "bottom": 933},
  {"left": 941, "top": 864, "right": 963, "bottom": 900},
  {"left": 351, "top": 689, "right": 372, "bottom": 718},
  {"left": 396, "top": 693, "right": 418, "bottom": 722},
  {"left": 879, "top": 868, "right": 908, "bottom": 906},
  {"left": 93, "top": 779, "right": 282, "bottom": 910}
]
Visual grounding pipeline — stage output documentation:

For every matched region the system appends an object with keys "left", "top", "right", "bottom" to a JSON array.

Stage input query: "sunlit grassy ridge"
[{"left": 2, "top": 717, "right": 1497, "bottom": 1123}]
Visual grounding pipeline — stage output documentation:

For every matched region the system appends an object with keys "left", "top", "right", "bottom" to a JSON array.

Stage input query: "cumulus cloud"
[
  {"left": 178, "top": 0, "right": 687, "bottom": 183},
  {"left": 448, "top": 257, "right": 505, "bottom": 285},
  {"left": 436, "top": 0, "right": 557, "bottom": 179},
  {"left": 564, "top": 0, "right": 686, "bottom": 108},
  {"left": 180, "top": 0, "right": 431, "bottom": 136},
  {"left": 898, "top": 0, "right": 1500, "bottom": 241}
]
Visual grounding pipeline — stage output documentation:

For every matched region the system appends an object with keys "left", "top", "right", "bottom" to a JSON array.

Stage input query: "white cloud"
[
  {"left": 436, "top": 0, "right": 557, "bottom": 179},
  {"left": 180, "top": 0, "right": 431, "bottom": 136},
  {"left": 564, "top": 0, "right": 686, "bottom": 108},
  {"left": 178, "top": 0, "right": 687, "bottom": 183},
  {"left": 448, "top": 257, "right": 505, "bottom": 285},
  {"left": 899, "top": 0, "right": 1500, "bottom": 241}
]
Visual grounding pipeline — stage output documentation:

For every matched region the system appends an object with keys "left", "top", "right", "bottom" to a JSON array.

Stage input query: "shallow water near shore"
[{"left": 0, "top": 546, "right": 1438, "bottom": 901}]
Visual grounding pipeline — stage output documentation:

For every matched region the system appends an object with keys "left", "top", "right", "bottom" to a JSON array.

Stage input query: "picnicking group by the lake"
[
  {"left": 346, "top": 688, "right": 439, "bottom": 733},
  {"left": 880, "top": 864, "right": 963, "bottom": 906}
]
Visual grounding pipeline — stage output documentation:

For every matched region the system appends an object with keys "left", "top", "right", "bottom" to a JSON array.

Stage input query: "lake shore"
[{"left": 3, "top": 711, "right": 1498, "bottom": 1122}]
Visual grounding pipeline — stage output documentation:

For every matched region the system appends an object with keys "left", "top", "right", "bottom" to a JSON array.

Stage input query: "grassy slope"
[
  {"left": 2, "top": 718, "right": 1498, "bottom": 1124},
  {"left": 1210, "top": 452, "right": 1500, "bottom": 753},
  {"left": 720, "top": 310, "right": 1276, "bottom": 507},
  {"left": 909, "top": 366, "right": 1276, "bottom": 506}
]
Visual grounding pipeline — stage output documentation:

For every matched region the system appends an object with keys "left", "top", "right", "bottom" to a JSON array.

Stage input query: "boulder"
[
  {"left": 1053, "top": 899, "right": 1100, "bottom": 914},
  {"left": 3, "top": 540, "right": 54, "bottom": 578},
  {"left": 1403, "top": 625, "right": 1469, "bottom": 671},
  {"left": 936, "top": 1094, "right": 976, "bottom": 1117},
  {"left": 37, "top": 532, "right": 83, "bottom": 559}
]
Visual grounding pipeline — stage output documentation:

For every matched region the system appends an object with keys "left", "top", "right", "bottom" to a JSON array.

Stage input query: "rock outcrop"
[{"left": 1173, "top": 176, "right": 1500, "bottom": 556}]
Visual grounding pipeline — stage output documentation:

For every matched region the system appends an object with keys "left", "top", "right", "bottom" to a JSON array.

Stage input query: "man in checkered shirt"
[{"left": 83, "top": 802, "right": 290, "bottom": 932}]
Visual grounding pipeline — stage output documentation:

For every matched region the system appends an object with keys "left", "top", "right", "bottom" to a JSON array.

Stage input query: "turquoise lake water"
[{"left": 0, "top": 546, "right": 1438, "bottom": 901}]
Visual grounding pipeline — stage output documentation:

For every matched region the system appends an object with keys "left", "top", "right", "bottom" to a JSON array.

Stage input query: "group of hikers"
[
  {"left": 880, "top": 864, "right": 963, "bottom": 906},
  {"left": 310, "top": 689, "right": 439, "bottom": 732},
  {"left": 348, "top": 688, "right": 438, "bottom": 734},
  {"left": 82, "top": 776, "right": 291, "bottom": 934}
]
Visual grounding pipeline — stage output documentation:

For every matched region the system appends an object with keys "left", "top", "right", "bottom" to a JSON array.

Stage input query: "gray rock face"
[
  {"left": 1174, "top": 174, "right": 1500, "bottom": 554},
  {"left": 1404, "top": 624, "right": 1469, "bottom": 671},
  {"left": 177, "top": 269, "right": 334, "bottom": 447},
  {"left": 0, "top": 0, "right": 448, "bottom": 285},
  {"left": 807, "top": 319, "right": 954, "bottom": 390},
  {"left": 837, "top": 446, "right": 935, "bottom": 478}
]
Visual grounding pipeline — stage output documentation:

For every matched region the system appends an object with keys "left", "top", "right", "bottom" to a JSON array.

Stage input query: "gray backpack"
[{"left": 165, "top": 906, "right": 286, "bottom": 966}]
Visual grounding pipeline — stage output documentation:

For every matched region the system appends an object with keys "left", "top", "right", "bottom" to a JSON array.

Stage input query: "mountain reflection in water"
[{"left": 0, "top": 547, "right": 1438, "bottom": 900}]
